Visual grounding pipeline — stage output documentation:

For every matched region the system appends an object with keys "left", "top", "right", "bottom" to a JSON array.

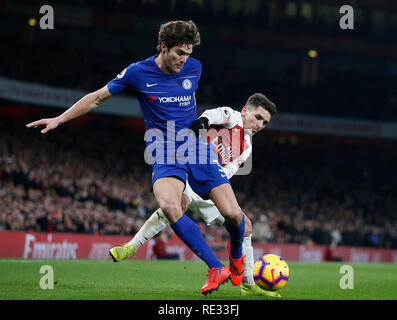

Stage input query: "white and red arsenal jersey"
[{"left": 200, "top": 106, "right": 252, "bottom": 179}]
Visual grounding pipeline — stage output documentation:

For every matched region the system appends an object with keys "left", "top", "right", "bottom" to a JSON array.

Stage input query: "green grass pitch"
[{"left": 0, "top": 259, "right": 396, "bottom": 300}]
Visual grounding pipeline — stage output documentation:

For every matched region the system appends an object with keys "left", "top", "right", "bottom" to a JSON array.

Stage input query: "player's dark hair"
[
  {"left": 157, "top": 20, "right": 201, "bottom": 51},
  {"left": 246, "top": 93, "right": 277, "bottom": 116}
]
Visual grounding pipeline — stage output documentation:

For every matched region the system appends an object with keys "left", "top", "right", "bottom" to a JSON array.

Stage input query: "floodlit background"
[{"left": 1, "top": 0, "right": 397, "bottom": 261}]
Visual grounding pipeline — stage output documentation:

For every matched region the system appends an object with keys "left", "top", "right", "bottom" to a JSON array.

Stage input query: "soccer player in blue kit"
[{"left": 26, "top": 20, "right": 245, "bottom": 295}]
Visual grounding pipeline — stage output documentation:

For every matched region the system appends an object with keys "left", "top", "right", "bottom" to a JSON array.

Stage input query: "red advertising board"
[{"left": 1, "top": 231, "right": 396, "bottom": 263}]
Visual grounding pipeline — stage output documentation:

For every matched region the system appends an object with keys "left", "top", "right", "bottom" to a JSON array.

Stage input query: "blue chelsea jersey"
[{"left": 107, "top": 55, "right": 201, "bottom": 146}]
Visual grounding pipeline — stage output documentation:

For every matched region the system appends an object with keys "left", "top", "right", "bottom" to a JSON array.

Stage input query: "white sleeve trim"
[{"left": 200, "top": 107, "right": 234, "bottom": 126}]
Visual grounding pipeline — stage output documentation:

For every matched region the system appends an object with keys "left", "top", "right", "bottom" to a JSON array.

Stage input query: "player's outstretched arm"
[{"left": 26, "top": 85, "right": 112, "bottom": 134}]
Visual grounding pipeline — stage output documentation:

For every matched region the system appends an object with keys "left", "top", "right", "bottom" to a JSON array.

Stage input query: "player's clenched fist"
[
  {"left": 26, "top": 117, "right": 60, "bottom": 134},
  {"left": 189, "top": 117, "right": 209, "bottom": 137}
]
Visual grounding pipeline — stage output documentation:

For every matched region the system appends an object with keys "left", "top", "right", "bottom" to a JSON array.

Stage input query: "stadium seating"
[{"left": 1, "top": 111, "right": 396, "bottom": 248}]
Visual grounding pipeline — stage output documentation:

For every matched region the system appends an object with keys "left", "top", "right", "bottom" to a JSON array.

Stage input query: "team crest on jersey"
[
  {"left": 182, "top": 79, "right": 192, "bottom": 90},
  {"left": 117, "top": 68, "right": 126, "bottom": 79}
]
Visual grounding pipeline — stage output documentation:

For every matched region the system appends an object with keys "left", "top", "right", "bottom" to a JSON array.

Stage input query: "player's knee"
[
  {"left": 222, "top": 206, "right": 243, "bottom": 225},
  {"left": 160, "top": 201, "right": 180, "bottom": 215},
  {"left": 244, "top": 216, "right": 252, "bottom": 236},
  {"left": 158, "top": 198, "right": 182, "bottom": 222}
]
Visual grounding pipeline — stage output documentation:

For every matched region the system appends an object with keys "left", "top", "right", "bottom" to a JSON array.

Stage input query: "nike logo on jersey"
[{"left": 146, "top": 83, "right": 158, "bottom": 87}]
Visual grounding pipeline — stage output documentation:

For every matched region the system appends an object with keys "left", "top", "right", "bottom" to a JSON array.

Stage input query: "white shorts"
[{"left": 184, "top": 182, "right": 225, "bottom": 226}]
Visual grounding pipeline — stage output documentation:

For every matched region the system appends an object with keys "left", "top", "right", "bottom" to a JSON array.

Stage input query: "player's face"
[
  {"left": 164, "top": 44, "right": 193, "bottom": 74},
  {"left": 241, "top": 106, "right": 271, "bottom": 135}
]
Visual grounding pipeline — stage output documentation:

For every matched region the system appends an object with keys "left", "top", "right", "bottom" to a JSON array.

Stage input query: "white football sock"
[
  {"left": 127, "top": 208, "right": 170, "bottom": 249},
  {"left": 242, "top": 235, "right": 255, "bottom": 285}
]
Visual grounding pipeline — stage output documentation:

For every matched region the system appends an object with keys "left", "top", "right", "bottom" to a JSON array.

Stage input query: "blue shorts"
[
  {"left": 151, "top": 138, "right": 229, "bottom": 197},
  {"left": 150, "top": 139, "right": 189, "bottom": 185},
  {"left": 152, "top": 162, "right": 187, "bottom": 186},
  {"left": 187, "top": 139, "right": 230, "bottom": 198}
]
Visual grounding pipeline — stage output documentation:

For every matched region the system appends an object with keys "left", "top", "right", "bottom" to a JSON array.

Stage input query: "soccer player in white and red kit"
[{"left": 110, "top": 93, "right": 279, "bottom": 297}]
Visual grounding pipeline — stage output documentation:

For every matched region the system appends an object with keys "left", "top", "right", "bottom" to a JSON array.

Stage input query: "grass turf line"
[{"left": 0, "top": 259, "right": 396, "bottom": 300}]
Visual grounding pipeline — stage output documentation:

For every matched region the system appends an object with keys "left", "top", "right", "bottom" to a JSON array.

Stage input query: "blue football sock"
[
  {"left": 171, "top": 215, "right": 223, "bottom": 269},
  {"left": 224, "top": 215, "right": 245, "bottom": 259}
]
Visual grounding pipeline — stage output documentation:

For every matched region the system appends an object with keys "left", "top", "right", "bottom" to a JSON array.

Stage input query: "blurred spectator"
[
  {"left": 252, "top": 214, "right": 273, "bottom": 243},
  {"left": 324, "top": 244, "right": 343, "bottom": 262},
  {"left": 152, "top": 232, "right": 180, "bottom": 260},
  {"left": 330, "top": 224, "right": 342, "bottom": 246}
]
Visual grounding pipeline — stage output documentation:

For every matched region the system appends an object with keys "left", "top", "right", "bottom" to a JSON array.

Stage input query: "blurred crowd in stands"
[{"left": 1, "top": 114, "right": 396, "bottom": 249}]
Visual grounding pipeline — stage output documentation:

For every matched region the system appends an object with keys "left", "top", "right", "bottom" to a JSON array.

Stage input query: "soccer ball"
[{"left": 253, "top": 254, "right": 290, "bottom": 291}]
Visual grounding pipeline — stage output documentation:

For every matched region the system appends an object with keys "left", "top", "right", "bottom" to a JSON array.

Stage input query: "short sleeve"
[
  {"left": 107, "top": 63, "right": 137, "bottom": 95},
  {"left": 200, "top": 106, "right": 234, "bottom": 125}
]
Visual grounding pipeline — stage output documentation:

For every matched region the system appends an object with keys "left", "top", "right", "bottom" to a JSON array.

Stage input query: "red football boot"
[
  {"left": 227, "top": 242, "right": 245, "bottom": 286},
  {"left": 201, "top": 266, "right": 232, "bottom": 295}
]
